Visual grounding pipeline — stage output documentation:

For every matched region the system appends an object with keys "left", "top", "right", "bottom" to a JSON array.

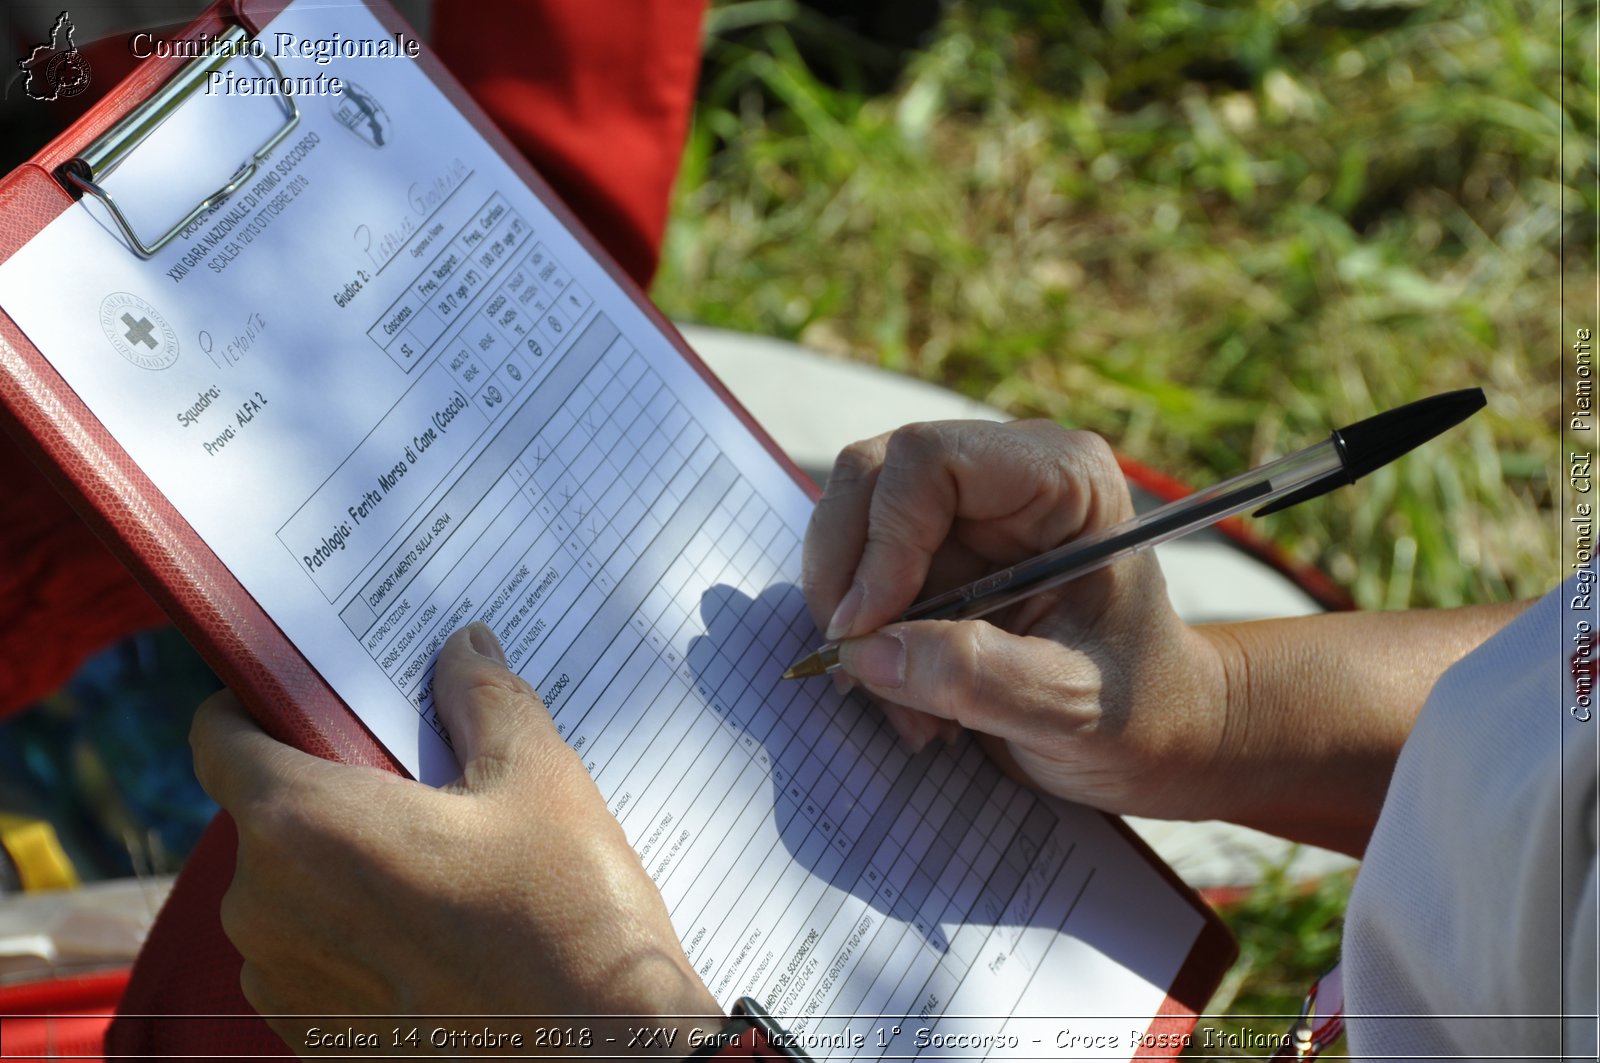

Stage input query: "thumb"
[
  {"left": 431, "top": 622, "right": 565, "bottom": 792},
  {"left": 837, "top": 619, "right": 1100, "bottom": 745}
]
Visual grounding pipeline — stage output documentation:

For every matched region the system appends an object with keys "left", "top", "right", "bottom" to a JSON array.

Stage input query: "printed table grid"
[{"left": 354, "top": 305, "right": 1161, "bottom": 1057}]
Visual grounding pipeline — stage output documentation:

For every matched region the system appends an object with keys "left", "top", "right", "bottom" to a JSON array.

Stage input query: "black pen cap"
[
  {"left": 1337, "top": 387, "right": 1486, "bottom": 479},
  {"left": 1255, "top": 388, "right": 1486, "bottom": 516}
]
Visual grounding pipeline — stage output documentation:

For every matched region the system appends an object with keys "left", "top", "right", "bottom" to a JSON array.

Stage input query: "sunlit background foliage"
[{"left": 657, "top": 0, "right": 1591, "bottom": 613}]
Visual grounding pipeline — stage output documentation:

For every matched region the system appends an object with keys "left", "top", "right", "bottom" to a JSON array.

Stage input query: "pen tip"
[
  {"left": 781, "top": 651, "right": 832, "bottom": 680},
  {"left": 780, "top": 656, "right": 819, "bottom": 681}
]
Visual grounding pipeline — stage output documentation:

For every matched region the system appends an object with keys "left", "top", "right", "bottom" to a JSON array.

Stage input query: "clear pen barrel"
[
  {"left": 910, "top": 438, "right": 1345, "bottom": 623},
  {"left": 1137, "top": 437, "right": 1344, "bottom": 525}
]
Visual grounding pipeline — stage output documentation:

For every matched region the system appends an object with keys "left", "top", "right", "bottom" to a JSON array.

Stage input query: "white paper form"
[{"left": 0, "top": 3, "right": 1208, "bottom": 1056}]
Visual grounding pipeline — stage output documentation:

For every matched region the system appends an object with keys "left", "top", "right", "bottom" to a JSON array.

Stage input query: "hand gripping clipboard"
[
  {"left": 0, "top": 0, "right": 814, "bottom": 775},
  {"left": 0, "top": 1, "right": 1235, "bottom": 1052}
]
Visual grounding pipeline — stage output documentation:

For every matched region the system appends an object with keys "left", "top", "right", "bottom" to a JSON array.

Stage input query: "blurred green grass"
[
  {"left": 653, "top": 0, "right": 1589, "bottom": 1048},
  {"left": 1196, "top": 867, "right": 1353, "bottom": 1056},
  {"left": 655, "top": 0, "right": 1591, "bottom": 613}
]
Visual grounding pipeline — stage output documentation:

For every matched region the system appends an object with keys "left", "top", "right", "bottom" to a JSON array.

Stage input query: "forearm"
[{"left": 1195, "top": 601, "right": 1530, "bottom": 857}]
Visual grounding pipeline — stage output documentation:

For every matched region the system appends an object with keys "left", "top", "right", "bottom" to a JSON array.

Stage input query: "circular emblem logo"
[
  {"left": 99, "top": 293, "right": 178, "bottom": 370},
  {"left": 47, "top": 50, "right": 91, "bottom": 99},
  {"left": 329, "top": 82, "right": 392, "bottom": 149}
]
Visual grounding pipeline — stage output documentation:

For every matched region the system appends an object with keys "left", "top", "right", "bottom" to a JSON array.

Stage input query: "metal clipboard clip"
[{"left": 60, "top": 23, "right": 300, "bottom": 259}]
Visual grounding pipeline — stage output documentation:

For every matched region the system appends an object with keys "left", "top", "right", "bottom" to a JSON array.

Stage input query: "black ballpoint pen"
[{"left": 781, "top": 388, "right": 1487, "bottom": 679}]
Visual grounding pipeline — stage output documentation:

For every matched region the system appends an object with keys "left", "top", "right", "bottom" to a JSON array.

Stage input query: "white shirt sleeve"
[{"left": 1343, "top": 579, "right": 1598, "bottom": 1060}]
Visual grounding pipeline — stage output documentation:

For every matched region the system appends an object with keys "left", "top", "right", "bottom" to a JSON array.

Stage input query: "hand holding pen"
[
  {"left": 792, "top": 393, "right": 1493, "bottom": 844},
  {"left": 789, "top": 391, "right": 1483, "bottom": 678}
]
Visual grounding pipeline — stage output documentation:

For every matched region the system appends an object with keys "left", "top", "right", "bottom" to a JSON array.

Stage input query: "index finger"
[
  {"left": 825, "top": 420, "right": 1127, "bottom": 639},
  {"left": 801, "top": 431, "right": 891, "bottom": 635},
  {"left": 189, "top": 690, "right": 345, "bottom": 811}
]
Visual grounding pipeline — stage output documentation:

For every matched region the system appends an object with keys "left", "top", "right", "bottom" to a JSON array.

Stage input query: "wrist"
[
  {"left": 1191, "top": 613, "right": 1452, "bottom": 857},
  {"left": 1191, "top": 622, "right": 1284, "bottom": 827},
  {"left": 526, "top": 821, "right": 723, "bottom": 1047},
  {"left": 596, "top": 945, "right": 723, "bottom": 1057},
  {"left": 1156, "top": 622, "right": 1260, "bottom": 824}
]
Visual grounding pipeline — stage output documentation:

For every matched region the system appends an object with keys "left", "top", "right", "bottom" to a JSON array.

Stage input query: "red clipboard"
[
  {"left": 0, "top": 0, "right": 814, "bottom": 773},
  {"left": 0, "top": 0, "right": 1235, "bottom": 1055}
]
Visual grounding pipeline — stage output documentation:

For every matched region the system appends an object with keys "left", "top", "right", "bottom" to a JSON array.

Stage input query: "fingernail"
[
  {"left": 843, "top": 632, "right": 904, "bottom": 689},
  {"left": 936, "top": 718, "right": 962, "bottom": 748},
  {"left": 826, "top": 581, "right": 866, "bottom": 640},
  {"left": 831, "top": 672, "right": 857, "bottom": 698},
  {"left": 467, "top": 622, "right": 507, "bottom": 666}
]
